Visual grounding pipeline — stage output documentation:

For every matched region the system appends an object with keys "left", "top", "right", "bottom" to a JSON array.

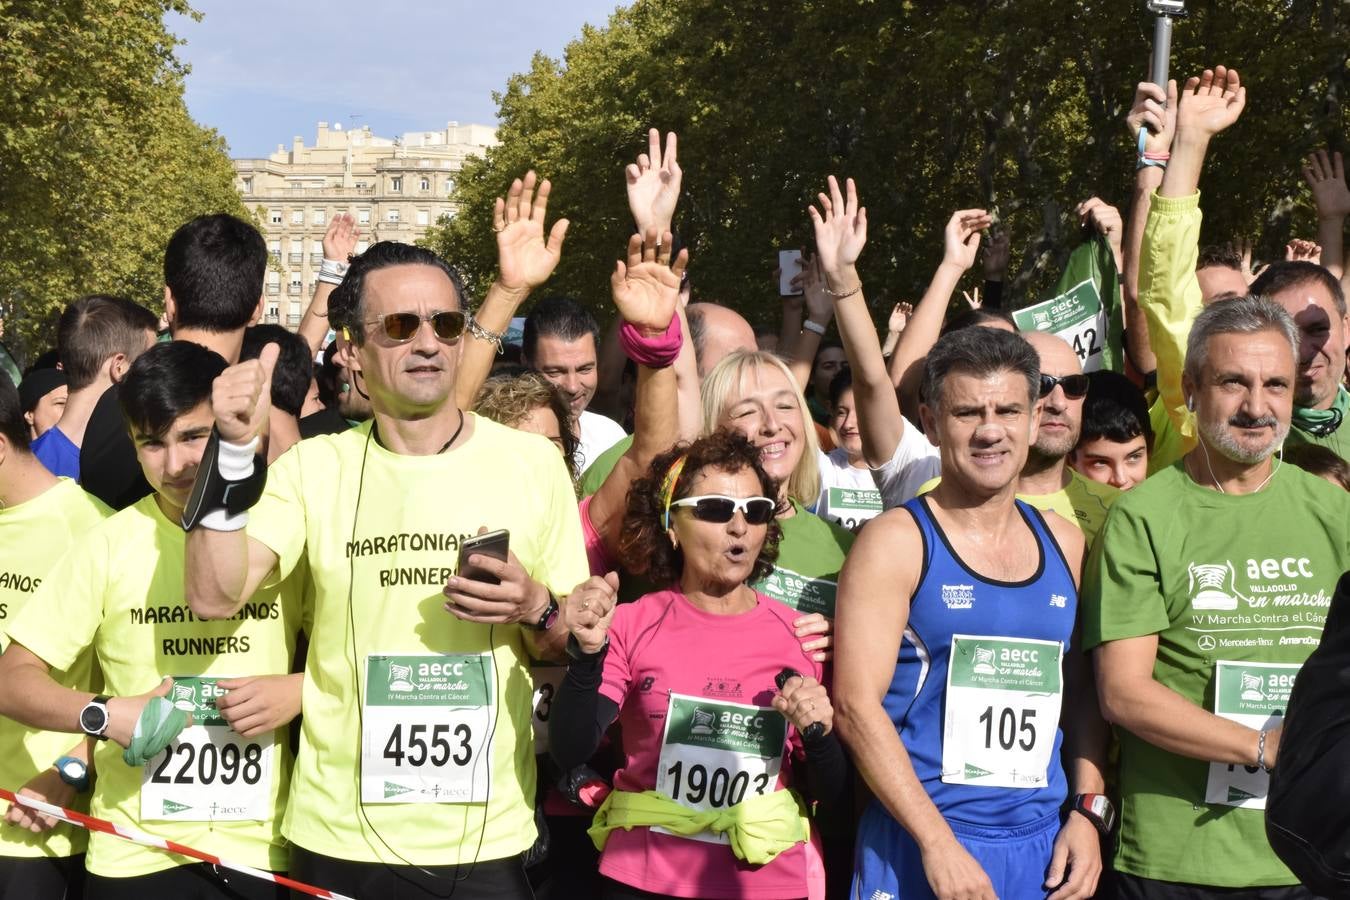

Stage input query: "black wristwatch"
[
  {"left": 79, "top": 695, "right": 111, "bottom": 741},
  {"left": 1072, "top": 793, "right": 1117, "bottom": 836},
  {"left": 531, "top": 592, "right": 560, "bottom": 632}
]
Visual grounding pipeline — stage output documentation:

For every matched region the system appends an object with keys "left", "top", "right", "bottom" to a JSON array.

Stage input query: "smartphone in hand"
[{"left": 457, "top": 529, "right": 510, "bottom": 585}]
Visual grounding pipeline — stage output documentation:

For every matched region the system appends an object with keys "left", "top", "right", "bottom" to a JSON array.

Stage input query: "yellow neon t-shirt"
[
  {"left": 246, "top": 415, "right": 589, "bottom": 866},
  {"left": 917, "top": 469, "right": 1118, "bottom": 546},
  {"left": 5, "top": 495, "right": 301, "bottom": 877},
  {"left": 0, "top": 477, "right": 109, "bottom": 859}
]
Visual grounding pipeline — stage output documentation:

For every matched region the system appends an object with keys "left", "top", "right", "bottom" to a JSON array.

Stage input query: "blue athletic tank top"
[{"left": 877, "top": 496, "right": 1078, "bottom": 826}]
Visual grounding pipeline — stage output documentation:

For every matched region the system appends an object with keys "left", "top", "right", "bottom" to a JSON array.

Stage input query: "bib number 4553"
[{"left": 382, "top": 723, "right": 473, "bottom": 768}]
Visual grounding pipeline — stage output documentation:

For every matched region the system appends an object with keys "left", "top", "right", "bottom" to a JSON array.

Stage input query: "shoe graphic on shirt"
[
  {"left": 1188, "top": 562, "right": 1245, "bottom": 611},
  {"left": 1240, "top": 672, "right": 1265, "bottom": 702}
]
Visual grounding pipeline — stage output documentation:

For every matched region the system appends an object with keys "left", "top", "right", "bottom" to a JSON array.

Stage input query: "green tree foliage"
[
  {"left": 0, "top": 0, "right": 248, "bottom": 363},
  {"left": 424, "top": 0, "right": 1346, "bottom": 329}
]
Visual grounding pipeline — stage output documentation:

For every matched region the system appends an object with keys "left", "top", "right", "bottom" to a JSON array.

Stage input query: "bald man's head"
[
  {"left": 1022, "top": 330, "right": 1084, "bottom": 459},
  {"left": 688, "top": 303, "right": 756, "bottom": 379}
]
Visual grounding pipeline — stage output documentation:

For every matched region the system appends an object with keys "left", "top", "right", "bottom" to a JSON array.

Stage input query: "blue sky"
[{"left": 171, "top": 1, "right": 623, "bottom": 159}]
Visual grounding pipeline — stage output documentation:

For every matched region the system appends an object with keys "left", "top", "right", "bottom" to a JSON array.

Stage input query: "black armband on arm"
[{"left": 180, "top": 429, "right": 268, "bottom": 532}]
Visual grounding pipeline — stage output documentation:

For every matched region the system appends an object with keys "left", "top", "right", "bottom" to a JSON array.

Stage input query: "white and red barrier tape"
[{"left": 0, "top": 787, "right": 354, "bottom": 900}]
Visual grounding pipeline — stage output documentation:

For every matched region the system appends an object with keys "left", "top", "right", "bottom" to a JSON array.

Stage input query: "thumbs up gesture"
[{"left": 212, "top": 342, "right": 279, "bottom": 445}]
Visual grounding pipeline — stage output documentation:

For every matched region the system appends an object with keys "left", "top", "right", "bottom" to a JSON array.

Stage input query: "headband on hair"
[{"left": 660, "top": 454, "right": 689, "bottom": 530}]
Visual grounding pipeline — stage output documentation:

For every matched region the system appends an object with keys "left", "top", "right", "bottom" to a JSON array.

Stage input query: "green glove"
[{"left": 121, "top": 696, "right": 189, "bottom": 766}]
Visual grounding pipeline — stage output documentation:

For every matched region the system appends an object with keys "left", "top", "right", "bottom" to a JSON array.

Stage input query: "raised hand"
[
  {"left": 808, "top": 175, "right": 867, "bottom": 285},
  {"left": 626, "top": 129, "right": 682, "bottom": 236},
  {"left": 1078, "top": 198, "right": 1124, "bottom": 254},
  {"left": 799, "top": 253, "right": 833, "bottom": 325},
  {"left": 962, "top": 287, "right": 983, "bottom": 310},
  {"left": 211, "top": 343, "right": 278, "bottom": 445},
  {"left": 942, "top": 209, "right": 992, "bottom": 271},
  {"left": 564, "top": 573, "right": 620, "bottom": 655},
  {"left": 611, "top": 229, "right": 688, "bottom": 336},
  {"left": 494, "top": 171, "right": 569, "bottom": 294},
  {"left": 322, "top": 212, "right": 360, "bottom": 261},
  {"left": 1286, "top": 239, "right": 1322, "bottom": 263},
  {"left": 1126, "top": 80, "right": 1178, "bottom": 155},
  {"left": 1174, "top": 66, "right": 1246, "bottom": 141},
  {"left": 888, "top": 301, "right": 914, "bottom": 333},
  {"left": 1305, "top": 150, "right": 1350, "bottom": 222},
  {"left": 1238, "top": 237, "right": 1259, "bottom": 284},
  {"left": 982, "top": 228, "right": 1011, "bottom": 281}
]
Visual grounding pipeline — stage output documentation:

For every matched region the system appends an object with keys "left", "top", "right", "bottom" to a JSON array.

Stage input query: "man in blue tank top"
[{"left": 835, "top": 327, "right": 1110, "bottom": 900}]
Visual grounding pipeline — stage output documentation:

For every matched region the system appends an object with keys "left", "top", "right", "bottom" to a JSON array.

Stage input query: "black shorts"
[
  {"left": 1113, "top": 872, "right": 1324, "bottom": 900},
  {"left": 0, "top": 854, "right": 85, "bottom": 900},
  {"left": 290, "top": 845, "right": 534, "bottom": 900},
  {"left": 85, "top": 861, "right": 287, "bottom": 900}
]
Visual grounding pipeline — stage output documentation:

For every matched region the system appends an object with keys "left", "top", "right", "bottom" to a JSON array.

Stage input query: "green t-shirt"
[
  {"left": 580, "top": 434, "right": 633, "bottom": 497},
  {"left": 1084, "top": 462, "right": 1350, "bottom": 886},
  {"left": 753, "top": 501, "right": 854, "bottom": 619},
  {"left": 1284, "top": 419, "right": 1350, "bottom": 462}
]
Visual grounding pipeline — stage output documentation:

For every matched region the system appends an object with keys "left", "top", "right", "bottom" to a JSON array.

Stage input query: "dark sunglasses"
[
  {"left": 1039, "top": 373, "right": 1090, "bottom": 399},
  {"left": 670, "top": 495, "right": 777, "bottom": 525},
  {"left": 365, "top": 311, "right": 466, "bottom": 344}
]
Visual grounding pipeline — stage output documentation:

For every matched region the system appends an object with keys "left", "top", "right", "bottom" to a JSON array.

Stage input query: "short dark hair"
[
  {"left": 1196, "top": 243, "right": 1244, "bottom": 272},
  {"left": 164, "top": 214, "right": 268, "bottom": 332},
  {"left": 1080, "top": 370, "right": 1153, "bottom": 448},
  {"left": 1283, "top": 443, "right": 1350, "bottom": 491},
  {"left": 828, "top": 367, "right": 854, "bottom": 410},
  {"left": 522, "top": 296, "right": 600, "bottom": 365},
  {"left": 921, "top": 327, "right": 1040, "bottom": 410},
  {"left": 0, "top": 372, "right": 31, "bottom": 453},
  {"left": 119, "top": 342, "right": 227, "bottom": 439},
  {"left": 618, "top": 430, "right": 782, "bottom": 586},
  {"left": 1250, "top": 260, "right": 1347, "bottom": 317},
  {"left": 240, "top": 324, "right": 312, "bottom": 418},
  {"left": 941, "top": 307, "right": 1017, "bottom": 336},
  {"left": 56, "top": 295, "right": 158, "bottom": 391},
  {"left": 328, "top": 241, "right": 468, "bottom": 344}
]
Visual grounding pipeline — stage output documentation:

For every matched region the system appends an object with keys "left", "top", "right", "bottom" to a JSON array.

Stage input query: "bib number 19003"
[{"left": 361, "top": 653, "right": 494, "bottom": 805}]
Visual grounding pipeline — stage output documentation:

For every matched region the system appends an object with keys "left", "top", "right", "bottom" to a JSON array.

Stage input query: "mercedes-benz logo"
[{"left": 1198, "top": 634, "right": 1217, "bottom": 652}]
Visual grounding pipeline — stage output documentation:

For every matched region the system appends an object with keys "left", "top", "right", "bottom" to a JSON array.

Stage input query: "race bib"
[
  {"left": 653, "top": 693, "right": 786, "bottom": 845},
  {"left": 942, "top": 635, "right": 1063, "bottom": 788},
  {"left": 140, "top": 676, "right": 275, "bottom": 822},
  {"left": 756, "top": 566, "right": 838, "bottom": 619},
  {"left": 360, "top": 653, "right": 494, "bottom": 804},
  {"left": 1205, "top": 661, "right": 1298, "bottom": 809},
  {"left": 826, "top": 487, "right": 882, "bottom": 530},
  {"left": 1011, "top": 278, "right": 1107, "bottom": 372},
  {"left": 531, "top": 663, "right": 565, "bottom": 754}
]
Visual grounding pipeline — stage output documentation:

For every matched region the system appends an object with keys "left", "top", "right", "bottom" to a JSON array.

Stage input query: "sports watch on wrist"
[
  {"left": 531, "top": 592, "right": 560, "bottom": 632},
  {"left": 79, "top": 696, "right": 111, "bottom": 741},
  {"left": 1072, "top": 793, "right": 1117, "bottom": 836},
  {"left": 53, "top": 756, "right": 90, "bottom": 792}
]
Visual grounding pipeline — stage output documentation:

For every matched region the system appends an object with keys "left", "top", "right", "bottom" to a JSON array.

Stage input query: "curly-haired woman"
[{"left": 550, "top": 431, "right": 846, "bottom": 900}]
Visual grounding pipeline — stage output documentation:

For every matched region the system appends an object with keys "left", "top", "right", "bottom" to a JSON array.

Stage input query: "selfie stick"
[
  {"left": 0, "top": 787, "right": 354, "bottom": 900},
  {"left": 1146, "top": 1, "right": 1187, "bottom": 91}
]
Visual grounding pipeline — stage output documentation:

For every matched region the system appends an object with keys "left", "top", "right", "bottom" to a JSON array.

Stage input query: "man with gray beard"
[{"left": 1085, "top": 295, "right": 1350, "bottom": 898}]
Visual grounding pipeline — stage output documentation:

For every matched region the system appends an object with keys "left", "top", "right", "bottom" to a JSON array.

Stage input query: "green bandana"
[
  {"left": 121, "top": 696, "right": 189, "bottom": 767},
  {"left": 1292, "top": 387, "right": 1350, "bottom": 438}
]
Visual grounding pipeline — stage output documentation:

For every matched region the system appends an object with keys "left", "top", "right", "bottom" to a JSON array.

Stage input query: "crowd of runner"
[{"left": 1, "top": 63, "right": 1349, "bottom": 900}]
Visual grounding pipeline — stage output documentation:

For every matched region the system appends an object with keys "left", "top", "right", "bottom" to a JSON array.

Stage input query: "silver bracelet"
[
  {"left": 823, "top": 281, "right": 862, "bottom": 300},
  {"left": 1257, "top": 729, "right": 1271, "bottom": 772},
  {"left": 466, "top": 314, "right": 506, "bottom": 354}
]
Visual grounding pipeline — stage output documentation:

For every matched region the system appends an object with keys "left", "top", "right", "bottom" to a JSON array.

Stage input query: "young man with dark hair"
[
  {"left": 32, "top": 295, "right": 158, "bottom": 479},
  {"left": 82, "top": 213, "right": 269, "bottom": 510},
  {"left": 0, "top": 342, "right": 302, "bottom": 898},
  {"left": 1195, "top": 243, "right": 1249, "bottom": 304},
  {"left": 240, "top": 324, "right": 312, "bottom": 462},
  {"left": 1070, "top": 370, "right": 1153, "bottom": 491},
  {"left": 0, "top": 372, "right": 109, "bottom": 900},
  {"left": 523, "top": 294, "right": 627, "bottom": 471}
]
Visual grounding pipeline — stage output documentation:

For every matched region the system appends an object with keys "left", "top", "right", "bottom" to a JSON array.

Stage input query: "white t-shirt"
[
  {"left": 815, "top": 448, "right": 884, "bottom": 529},
  {"left": 871, "top": 421, "right": 942, "bottom": 509},
  {"left": 577, "top": 409, "right": 628, "bottom": 473}
]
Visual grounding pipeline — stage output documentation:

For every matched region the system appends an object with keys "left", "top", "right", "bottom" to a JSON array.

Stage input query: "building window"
[
  {"left": 267, "top": 283, "right": 280, "bottom": 295},
  {"left": 266, "top": 304, "right": 279, "bottom": 320},
  {"left": 416, "top": 210, "right": 429, "bottom": 226},
  {"left": 310, "top": 240, "right": 323, "bottom": 265},
  {"left": 290, "top": 209, "right": 304, "bottom": 225},
  {"left": 268, "top": 240, "right": 281, "bottom": 259},
  {"left": 390, "top": 177, "right": 402, "bottom": 193},
  {"left": 387, "top": 208, "right": 400, "bottom": 223},
  {"left": 242, "top": 178, "right": 253, "bottom": 194},
  {"left": 313, "top": 209, "right": 326, "bottom": 225},
  {"left": 288, "top": 277, "right": 302, "bottom": 295},
  {"left": 419, "top": 177, "right": 430, "bottom": 191},
  {"left": 269, "top": 209, "right": 282, "bottom": 225},
  {"left": 445, "top": 178, "right": 455, "bottom": 195},
  {"left": 358, "top": 209, "right": 371, "bottom": 225}
]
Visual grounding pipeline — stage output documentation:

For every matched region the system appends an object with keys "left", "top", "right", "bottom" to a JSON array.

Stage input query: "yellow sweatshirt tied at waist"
[{"left": 588, "top": 788, "right": 810, "bottom": 865}]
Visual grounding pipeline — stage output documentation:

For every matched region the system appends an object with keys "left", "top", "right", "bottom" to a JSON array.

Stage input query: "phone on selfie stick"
[{"left": 458, "top": 529, "right": 510, "bottom": 585}]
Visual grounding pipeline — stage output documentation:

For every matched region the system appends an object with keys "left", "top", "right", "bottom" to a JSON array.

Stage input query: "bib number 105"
[
  {"left": 382, "top": 723, "right": 473, "bottom": 768},
  {"left": 664, "top": 761, "right": 770, "bottom": 809},
  {"left": 979, "top": 706, "right": 1037, "bottom": 752}
]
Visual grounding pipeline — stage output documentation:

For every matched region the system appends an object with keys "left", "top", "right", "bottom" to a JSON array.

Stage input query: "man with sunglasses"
[{"left": 182, "top": 194, "right": 590, "bottom": 899}]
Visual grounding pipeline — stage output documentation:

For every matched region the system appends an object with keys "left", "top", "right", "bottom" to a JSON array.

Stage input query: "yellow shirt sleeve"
[
  {"left": 1138, "top": 191, "right": 1202, "bottom": 463},
  {"left": 246, "top": 437, "right": 312, "bottom": 581},
  {"left": 5, "top": 530, "right": 107, "bottom": 672}
]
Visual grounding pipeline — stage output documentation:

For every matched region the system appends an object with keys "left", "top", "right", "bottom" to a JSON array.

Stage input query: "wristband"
[
  {"left": 1258, "top": 729, "right": 1272, "bottom": 772},
  {"left": 465, "top": 314, "right": 506, "bottom": 354},
  {"left": 316, "top": 258, "right": 349, "bottom": 286},
  {"left": 181, "top": 430, "right": 268, "bottom": 532},
  {"left": 823, "top": 283, "right": 862, "bottom": 300},
  {"left": 618, "top": 315, "right": 682, "bottom": 368},
  {"left": 1136, "top": 128, "right": 1168, "bottom": 170},
  {"left": 802, "top": 319, "right": 827, "bottom": 336}
]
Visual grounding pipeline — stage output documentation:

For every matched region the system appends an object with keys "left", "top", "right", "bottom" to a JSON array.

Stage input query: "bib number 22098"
[{"left": 361, "top": 653, "right": 494, "bottom": 804}]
